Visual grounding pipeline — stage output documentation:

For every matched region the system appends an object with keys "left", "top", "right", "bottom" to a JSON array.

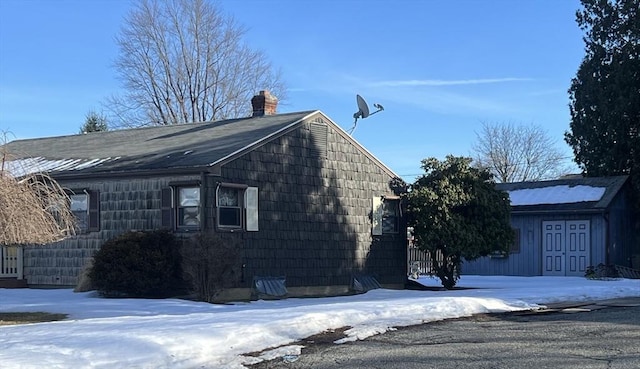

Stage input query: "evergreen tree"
[
  {"left": 80, "top": 111, "right": 108, "bottom": 134},
  {"left": 406, "top": 156, "right": 513, "bottom": 289},
  {"left": 565, "top": 0, "right": 640, "bottom": 212}
]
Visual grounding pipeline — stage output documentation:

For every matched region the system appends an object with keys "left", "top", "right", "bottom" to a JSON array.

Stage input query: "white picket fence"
[{"left": 407, "top": 246, "right": 443, "bottom": 278}]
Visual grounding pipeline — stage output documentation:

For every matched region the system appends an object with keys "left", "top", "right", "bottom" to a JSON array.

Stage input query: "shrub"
[
  {"left": 181, "top": 232, "right": 241, "bottom": 302},
  {"left": 585, "top": 263, "right": 619, "bottom": 280},
  {"left": 89, "top": 230, "right": 185, "bottom": 298}
]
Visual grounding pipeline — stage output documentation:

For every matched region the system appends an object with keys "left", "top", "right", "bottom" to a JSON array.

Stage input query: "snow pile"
[{"left": 0, "top": 276, "right": 638, "bottom": 369}]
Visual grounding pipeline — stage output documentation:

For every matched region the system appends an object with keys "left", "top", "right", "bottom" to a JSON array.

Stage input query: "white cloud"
[{"left": 369, "top": 78, "right": 533, "bottom": 87}]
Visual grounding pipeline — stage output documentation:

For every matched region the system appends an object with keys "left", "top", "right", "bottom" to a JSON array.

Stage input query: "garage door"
[{"left": 542, "top": 220, "right": 590, "bottom": 276}]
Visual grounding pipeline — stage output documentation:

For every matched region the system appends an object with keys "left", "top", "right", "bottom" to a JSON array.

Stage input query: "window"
[
  {"left": 177, "top": 187, "right": 200, "bottom": 228},
  {"left": 161, "top": 185, "right": 201, "bottom": 230},
  {"left": 372, "top": 196, "right": 400, "bottom": 235},
  {"left": 69, "top": 190, "right": 100, "bottom": 233},
  {"left": 217, "top": 186, "right": 241, "bottom": 227},
  {"left": 216, "top": 184, "right": 258, "bottom": 231},
  {"left": 160, "top": 184, "right": 258, "bottom": 232},
  {"left": 70, "top": 194, "right": 88, "bottom": 230}
]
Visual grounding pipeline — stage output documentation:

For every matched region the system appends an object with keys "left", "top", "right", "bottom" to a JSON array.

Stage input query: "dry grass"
[
  {"left": 0, "top": 133, "right": 77, "bottom": 246},
  {"left": 0, "top": 312, "right": 67, "bottom": 326}
]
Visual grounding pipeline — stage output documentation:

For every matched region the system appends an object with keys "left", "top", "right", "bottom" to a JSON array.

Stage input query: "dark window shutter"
[
  {"left": 88, "top": 191, "right": 100, "bottom": 232},
  {"left": 161, "top": 188, "right": 174, "bottom": 229}
]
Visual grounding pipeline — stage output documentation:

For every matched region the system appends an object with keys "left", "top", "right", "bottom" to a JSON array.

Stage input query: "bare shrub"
[
  {"left": 74, "top": 258, "right": 95, "bottom": 292},
  {"left": 0, "top": 137, "right": 77, "bottom": 245},
  {"left": 181, "top": 232, "right": 241, "bottom": 303}
]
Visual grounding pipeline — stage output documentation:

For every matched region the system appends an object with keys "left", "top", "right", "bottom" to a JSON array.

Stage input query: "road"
[{"left": 250, "top": 298, "right": 640, "bottom": 369}]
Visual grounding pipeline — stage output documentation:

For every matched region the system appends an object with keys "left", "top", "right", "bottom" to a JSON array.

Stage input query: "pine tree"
[
  {"left": 80, "top": 111, "right": 108, "bottom": 134},
  {"left": 565, "top": 0, "right": 640, "bottom": 212}
]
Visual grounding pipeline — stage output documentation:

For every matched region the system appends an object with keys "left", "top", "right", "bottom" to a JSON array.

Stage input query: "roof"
[
  {"left": 4, "top": 111, "right": 314, "bottom": 177},
  {"left": 3, "top": 110, "right": 399, "bottom": 179},
  {"left": 496, "top": 176, "right": 629, "bottom": 213}
]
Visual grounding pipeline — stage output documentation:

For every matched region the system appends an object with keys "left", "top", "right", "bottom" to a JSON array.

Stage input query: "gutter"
[
  {"left": 48, "top": 166, "right": 218, "bottom": 181},
  {"left": 509, "top": 208, "right": 606, "bottom": 216}
]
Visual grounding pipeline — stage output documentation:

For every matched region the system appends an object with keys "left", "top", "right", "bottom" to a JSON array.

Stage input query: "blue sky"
[{"left": 0, "top": 0, "right": 585, "bottom": 181}]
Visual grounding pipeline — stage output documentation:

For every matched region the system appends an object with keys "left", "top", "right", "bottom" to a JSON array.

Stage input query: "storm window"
[
  {"left": 177, "top": 186, "right": 200, "bottom": 229},
  {"left": 216, "top": 184, "right": 259, "bottom": 231},
  {"left": 372, "top": 196, "right": 400, "bottom": 235},
  {"left": 69, "top": 190, "right": 100, "bottom": 233}
]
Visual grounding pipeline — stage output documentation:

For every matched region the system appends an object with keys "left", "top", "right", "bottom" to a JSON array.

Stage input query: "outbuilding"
[{"left": 463, "top": 176, "right": 636, "bottom": 276}]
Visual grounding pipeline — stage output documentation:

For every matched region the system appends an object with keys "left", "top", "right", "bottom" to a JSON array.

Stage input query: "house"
[
  {"left": 0, "top": 91, "right": 407, "bottom": 298},
  {"left": 463, "top": 175, "right": 637, "bottom": 277}
]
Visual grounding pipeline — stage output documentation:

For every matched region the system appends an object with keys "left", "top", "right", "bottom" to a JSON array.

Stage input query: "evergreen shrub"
[{"left": 89, "top": 230, "right": 185, "bottom": 298}]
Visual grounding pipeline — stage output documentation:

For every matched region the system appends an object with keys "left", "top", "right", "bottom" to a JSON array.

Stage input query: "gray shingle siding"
[
  {"left": 23, "top": 175, "right": 199, "bottom": 285},
  {"left": 19, "top": 115, "right": 406, "bottom": 289},
  {"left": 216, "top": 120, "right": 405, "bottom": 288}
]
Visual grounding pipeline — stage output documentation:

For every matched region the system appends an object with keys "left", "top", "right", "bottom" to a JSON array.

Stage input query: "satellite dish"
[
  {"left": 349, "top": 94, "right": 384, "bottom": 134},
  {"left": 356, "top": 94, "right": 370, "bottom": 119}
]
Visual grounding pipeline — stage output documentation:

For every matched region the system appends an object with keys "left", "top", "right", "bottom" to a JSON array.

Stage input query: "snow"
[
  {"left": 6, "top": 157, "right": 120, "bottom": 177},
  {"left": 507, "top": 185, "right": 606, "bottom": 206},
  {"left": 1, "top": 276, "right": 638, "bottom": 369}
]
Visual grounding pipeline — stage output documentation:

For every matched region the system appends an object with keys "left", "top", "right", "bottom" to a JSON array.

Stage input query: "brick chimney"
[{"left": 251, "top": 90, "right": 278, "bottom": 117}]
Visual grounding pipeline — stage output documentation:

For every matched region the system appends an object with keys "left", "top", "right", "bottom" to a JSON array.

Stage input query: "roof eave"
[
  {"left": 510, "top": 206, "right": 608, "bottom": 215},
  {"left": 47, "top": 166, "right": 214, "bottom": 181}
]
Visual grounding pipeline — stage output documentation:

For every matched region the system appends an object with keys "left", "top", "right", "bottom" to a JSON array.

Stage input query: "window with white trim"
[
  {"left": 70, "top": 194, "right": 88, "bottom": 231},
  {"left": 68, "top": 190, "right": 100, "bottom": 233},
  {"left": 216, "top": 184, "right": 259, "bottom": 231},
  {"left": 217, "top": 186, "right": 241, "bottom": 228},
  {"left": 177, "top": 186, "right": 200, "bottom": 229}
]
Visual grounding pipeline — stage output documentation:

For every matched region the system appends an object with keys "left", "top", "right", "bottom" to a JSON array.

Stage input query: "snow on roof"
[
  {"left": 507, "top": 185, "right": 606, "bottom": 206},
  {"left": 5, "top": 156, "right": 120, "bottom": 177}
]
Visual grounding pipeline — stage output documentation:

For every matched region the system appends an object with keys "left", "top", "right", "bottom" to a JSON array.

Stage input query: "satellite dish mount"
[{"left": 350, "top": 94, "right": 384, "bottom": 134}]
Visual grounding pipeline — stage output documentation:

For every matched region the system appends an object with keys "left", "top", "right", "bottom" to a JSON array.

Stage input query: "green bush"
[{"left": 89, "top": 230, "right": 185, "bottom": 298}]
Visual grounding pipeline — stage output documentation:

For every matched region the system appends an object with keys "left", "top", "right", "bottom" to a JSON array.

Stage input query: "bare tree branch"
[
  {"left": 0, "top": 133, "right": 77, "bottom": 245},
  {"left": 472, "top": 122, "right": 570, "bottom": 182},
  {"left": 105, "top": 0, "right": 287, "bottom": 127}
]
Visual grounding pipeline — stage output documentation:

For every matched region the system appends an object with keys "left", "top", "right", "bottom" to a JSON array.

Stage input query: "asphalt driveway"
[{"left": 250, "top": 298, "right": 640, "bottom": 369}]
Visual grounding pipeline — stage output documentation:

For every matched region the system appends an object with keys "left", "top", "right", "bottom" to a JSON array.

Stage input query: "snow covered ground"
[{"left": 1, "top": 276, "right": 638, "bottom": 369}]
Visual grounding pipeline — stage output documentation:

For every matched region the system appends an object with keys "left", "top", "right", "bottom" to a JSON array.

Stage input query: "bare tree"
[
  {"left": 106, "top": 0, "right": 286, "bottom": 127},
  {"left": 471, "top": 122, "right": 569, "bottom": 183},
  {"left": 1, "top": 133, "right": 76, "bottom": 245}
]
